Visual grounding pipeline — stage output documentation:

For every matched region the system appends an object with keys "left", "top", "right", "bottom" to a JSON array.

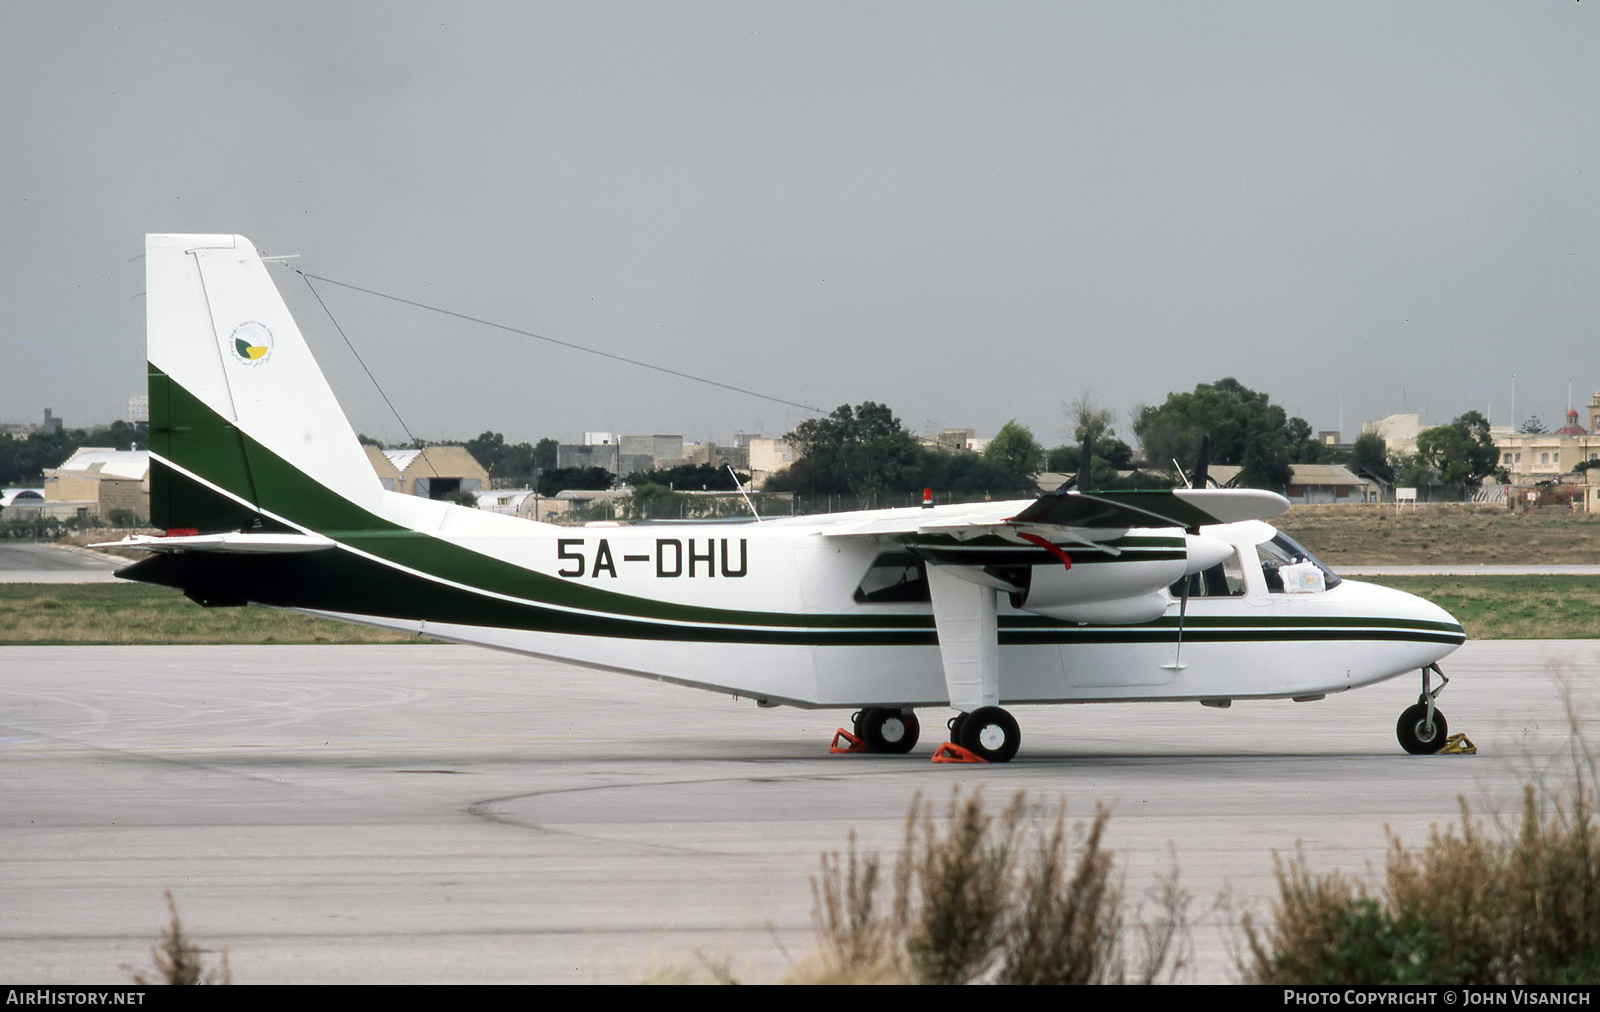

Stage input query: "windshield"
[{"left": 1256, "top": 532, "right": 1341, "bottom": 592}]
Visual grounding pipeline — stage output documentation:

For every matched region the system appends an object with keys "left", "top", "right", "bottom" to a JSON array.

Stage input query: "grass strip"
[
  {"left": 1359, "top": 574, "right": 1600, "bottom": 640},
  {"left": 0, "top": 574, "right": 1588, "bottom": 645},
  {"left": 1276, "top": 503, "right": 1600, "bottom": 566},
  {"left": 0, "top": 582, "right": 422, "bottom": 645}
]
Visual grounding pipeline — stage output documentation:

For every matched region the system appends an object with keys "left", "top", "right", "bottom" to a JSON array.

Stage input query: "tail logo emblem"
[{"left": 228, "top": 321, "right": 274, "bottom": 365}]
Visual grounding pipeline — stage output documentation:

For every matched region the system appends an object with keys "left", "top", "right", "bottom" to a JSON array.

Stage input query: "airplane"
[{"left": 107, "top": 233, "right": 1466, "bottom": 763}]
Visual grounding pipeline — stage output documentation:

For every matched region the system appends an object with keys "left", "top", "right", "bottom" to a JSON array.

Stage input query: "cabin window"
[
  {"left": 1169, "top": 551, "right": 1246, "bottom": 599},
  {"left": 1258, "top": 533, "right": 1341, "bottom": 593},
  {"left": 853, "top": 551, "right": 931, "bottom": 603}
]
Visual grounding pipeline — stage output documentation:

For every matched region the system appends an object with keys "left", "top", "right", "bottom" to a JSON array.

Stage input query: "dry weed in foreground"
[
  {"left": 124, "top": 891, "right": 231, "bottom": 985},
  {"left": 796, "top": 789, "right": 1190, "bottom": 984},
  {"left": 1244, "top": 717, "right": 1600, "bottom": 985}
]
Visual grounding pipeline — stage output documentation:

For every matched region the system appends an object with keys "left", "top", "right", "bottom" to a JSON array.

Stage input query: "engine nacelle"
[
  {"left": 1019, "top": 589, "right": 1171, "bottom": 625},
  {"left": 1010, "top": 532, "right": 1230, "bottom": 625}
]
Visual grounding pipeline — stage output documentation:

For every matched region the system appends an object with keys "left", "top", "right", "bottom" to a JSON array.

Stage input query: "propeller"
[
  {"left": 1080, "top": 428, "right": 1095, "bottom": 493},
  {"left": 1163, "top": 431, "right": 1211, "bottom": 670}
]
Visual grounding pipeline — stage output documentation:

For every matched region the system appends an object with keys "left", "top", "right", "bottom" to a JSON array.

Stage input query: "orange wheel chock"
[
  {"left": 931, "top": 741, "right": 987, "bottom": 764},
  {"left": 829, "top": 728, "right": 869, "bottom": 754}
]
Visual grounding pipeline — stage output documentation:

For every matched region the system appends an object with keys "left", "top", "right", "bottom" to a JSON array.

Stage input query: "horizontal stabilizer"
[{"left": 95, "top": 532, "right": 337, "bottom": 554}]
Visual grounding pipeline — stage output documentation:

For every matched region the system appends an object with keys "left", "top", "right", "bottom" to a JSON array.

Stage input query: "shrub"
[
  {"left": 799, "top": 789, "right": 1188, "bottom": 984},
  {"left": 1244, "top": 733, "right": 1600, "bottom": 984},
  {"left": 125, "top": 892, "right": 231, "bottom": 985}
]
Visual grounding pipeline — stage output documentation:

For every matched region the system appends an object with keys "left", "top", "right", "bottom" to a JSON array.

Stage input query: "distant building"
[
  {"left": 619, "top": 434, "right": 684, "bottom": 466},
  {"left": 42, "top": 448, "right": 150, "bottom": 523},
  {"left": 682, "top": 440, "right": 750, "bottom": 472},
  {"left": 937, "top": 428, "right": 978, "bottom": 452},
  {"left": 1, "top": 489, "right": 45, "bottom": 516},
  {"left": 747, "top": 437, "right": 798, "bottom": 486},
  {"left": 364, "top": 446, "right": 487, "bottom": 499},
  {"left": 558, "top": 433, "right": 685, "bottom": 478},
  {"left": 1491, "top": 389, "right": 1600, "bottom": 484},
  {"left": 1361, "top": 414, "right": 1421, "bottom": 457},
  {"left": 556, "top": 442, "right": 652, "bottom": 478},
  {"left": 1206, "top": 463, "right": 1374, "bottom": 503}
]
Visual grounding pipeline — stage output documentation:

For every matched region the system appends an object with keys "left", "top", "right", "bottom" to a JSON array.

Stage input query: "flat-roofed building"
[
  {"left": 42, "top": 448, "right": 150, "bottom": 523},
  {"left": 364, "top": 445, "right": 488, "bottom": 500}
]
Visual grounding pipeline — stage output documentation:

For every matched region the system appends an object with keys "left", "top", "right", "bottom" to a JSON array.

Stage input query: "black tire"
[
  {"left": 1396, "top": 702, "right": 1448, "bottom": 755},
  {"left": 859, "top": 707, "right": 920, "bottom": 754},
  {"left": 947, "top": 712, "right": 968, "bottom": 743},
  {"left": 956, "top": 706, "right": 1021, "bottom": 763}
]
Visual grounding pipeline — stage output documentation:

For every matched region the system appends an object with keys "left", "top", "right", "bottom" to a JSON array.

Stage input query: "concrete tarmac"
[
  {"left": 1, "top": 640, "right": 1595, "bottom": 984},
  {"left": 0, "top": 544, "right": 121, "bottom": 583}
]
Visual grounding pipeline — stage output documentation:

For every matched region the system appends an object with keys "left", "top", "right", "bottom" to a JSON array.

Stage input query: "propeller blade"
[
  {"left": 1081, "top": 429, "right": 1095, "bottom": 493},
  {"left": 1193, "top": 435, "right": 1211, "bottom": 489}
]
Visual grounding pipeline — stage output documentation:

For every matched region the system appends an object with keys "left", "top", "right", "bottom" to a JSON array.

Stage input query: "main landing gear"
[
  {"left": 847, "top": 707, "right": 921, "bottom": 754},
  {"left": 947, "top": 706, "right": 1022, "bottom": 763},
  {"left": 831, "top": 705, "right": 1023, "bottom": 762},
  {"left": 1396, "top": 662, "right": 1449, "bottom": 755}
]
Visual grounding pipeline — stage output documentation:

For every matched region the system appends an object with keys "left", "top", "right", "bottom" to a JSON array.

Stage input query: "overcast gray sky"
[{"left": 3, "top": 2, "right": 1597, "bottom": 448}]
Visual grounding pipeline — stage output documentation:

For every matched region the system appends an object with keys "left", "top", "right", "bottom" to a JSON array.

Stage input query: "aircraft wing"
[
  {"left": 819, "top": 487, "right": 1288, "bottom": 540},
  {"left": 1010, "top": 487, "right": 1288, "bottom": 530}
]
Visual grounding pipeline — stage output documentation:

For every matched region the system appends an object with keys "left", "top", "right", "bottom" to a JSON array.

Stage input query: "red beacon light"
[{"left": 921, "top": 488, "right": 934, "bottom": 509}]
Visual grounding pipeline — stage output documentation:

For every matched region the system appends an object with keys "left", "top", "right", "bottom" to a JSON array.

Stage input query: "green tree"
[
  {"left": 1346, "top": 432, "right": 1395, "bottom": 484},
  {"left": 534, "top": 438, "right": 559, "bottom": 472},
  {"left": 768, "top": 402, "right": 920, "bottom": 496},
  {"left": 536, "top": 466, "right": 613, "bottom": 496},
  {"left": 0, "top": 420, "right": 147, "bottom": 487},
  {"left": 1133, "top": 378, "right": 1312, "bottom": 489},
  {"left": 464, "top": 430, "right": 506, "bottom": 472},
  {"left": 906, "top": 448, "right": 1037, "bottom": 497},
  {"left": 463, "top": 431, "right": 548, "bottom": 486},
  {"left": 980, "top": 421, "right": 1045, "bottom": 486},
  {"left": 1415, "top": 411, "right": 1500, "bottom": 494}
]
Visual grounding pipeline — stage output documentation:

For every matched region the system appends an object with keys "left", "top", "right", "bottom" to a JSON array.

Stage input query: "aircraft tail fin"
[{"left": 146, "top": 234, "right": 385, "bottom": 534}]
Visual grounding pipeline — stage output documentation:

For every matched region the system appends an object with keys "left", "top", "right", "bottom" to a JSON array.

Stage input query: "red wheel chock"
[
  {"left": 829, "top": 728, "right": 869, "bottom": 754},
  {"left": 931, "top": 741, "right": 986, "bottom": 764}
]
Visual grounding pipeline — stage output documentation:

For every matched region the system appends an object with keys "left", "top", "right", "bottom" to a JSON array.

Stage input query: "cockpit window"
[
  {"left": 1257, "top": 533, "right": 1341, "bottom": 593},
  {"left": 1169, "top": 550, "right": 1246, "bottom": 598},
  {"left": 853, "top": 551, "right": 931, "bottom": 603}
]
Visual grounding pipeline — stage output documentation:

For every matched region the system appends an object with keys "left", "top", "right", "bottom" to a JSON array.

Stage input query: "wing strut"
[{"left": 925, "top": 566, "right": 999, "bottom": 713}]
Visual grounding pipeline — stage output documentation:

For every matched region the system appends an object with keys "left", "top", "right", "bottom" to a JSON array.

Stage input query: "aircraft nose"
[{"left": 1358, "top": 580, "right": 1466, "bottom": 640}]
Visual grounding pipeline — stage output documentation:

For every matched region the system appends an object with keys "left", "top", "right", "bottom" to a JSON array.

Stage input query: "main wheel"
[
  {"left": 956, "top": 706, "right": 1021, "bottom": 763},
  {"left": 947, "top": 712, "right": 968, "bottom": 743},
  {"left": 1396, "top": 702, "right": 1448, "bottom": 755},
  {"left": 859, "top": 707, "right": 920, "bottom": 754}
]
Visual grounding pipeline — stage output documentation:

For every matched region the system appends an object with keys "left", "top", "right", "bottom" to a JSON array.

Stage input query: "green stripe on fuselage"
[{"left": 141, "top": 367, "right": 1464, "bottom": 647}]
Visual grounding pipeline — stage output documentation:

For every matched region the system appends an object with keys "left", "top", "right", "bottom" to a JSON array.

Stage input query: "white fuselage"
[{"left": 311, "top": 508, "right": 1460, "bottom": 711}]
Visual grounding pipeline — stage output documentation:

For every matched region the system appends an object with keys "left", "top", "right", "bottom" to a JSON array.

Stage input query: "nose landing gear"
[{"left": 1396, "top": 662, "right": 1449, "bottom": 755}]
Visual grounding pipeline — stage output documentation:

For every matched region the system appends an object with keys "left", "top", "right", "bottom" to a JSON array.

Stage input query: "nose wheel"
[{"left": 1396, "top": 663, "right": 1449, "bottom": 755}]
